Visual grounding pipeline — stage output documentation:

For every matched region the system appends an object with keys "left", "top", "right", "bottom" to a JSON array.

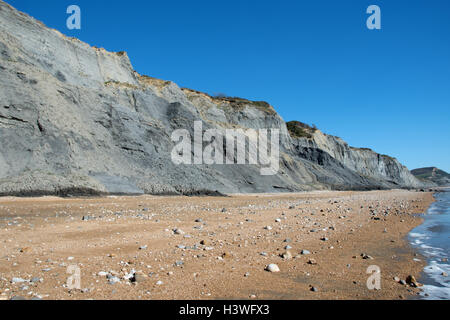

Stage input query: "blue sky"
[{"left": 5, "top": 0, "right": 450, "bottom": 172}]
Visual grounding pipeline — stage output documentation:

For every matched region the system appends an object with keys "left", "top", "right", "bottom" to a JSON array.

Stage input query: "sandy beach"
[{"left": 0, "top": 190, "right": 434, "bottom": 300}]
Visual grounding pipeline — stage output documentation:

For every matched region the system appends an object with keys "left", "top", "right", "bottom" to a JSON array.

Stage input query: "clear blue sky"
[{"left": 5, "top": 0, "right": 450, "bottom": 172}]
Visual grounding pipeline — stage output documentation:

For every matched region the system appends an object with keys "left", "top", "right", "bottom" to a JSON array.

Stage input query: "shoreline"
[
  {"left": 0, "top": 190, "right": 435, "bottom": 300},
  {"left": 408, "top": 190, "right": 450, "bottom": 300}
]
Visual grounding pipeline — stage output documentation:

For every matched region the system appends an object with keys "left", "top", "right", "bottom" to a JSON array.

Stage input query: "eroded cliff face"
[
  {"left": 0, "top": 1, "right": 424, "bottom": 196},
  {"left": 293, "top": 130, "right": 422, "bottom": 188}
]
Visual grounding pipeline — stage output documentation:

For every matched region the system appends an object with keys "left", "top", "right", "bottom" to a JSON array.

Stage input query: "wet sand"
[{"left": 0, "top": 190, "right": 434, "bottom": 300}]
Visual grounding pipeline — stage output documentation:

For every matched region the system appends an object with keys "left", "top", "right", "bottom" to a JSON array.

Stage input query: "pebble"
[
  {"left": 222, "top": 252, "right": 232, "bottom": 259},
  {"left": 301, "top": 250, "right": 311, "bottom": 255},
  {"left": 406, "top": 275, "right": 421, "bottom": 287},
  {"left": 133, "top": 273, "right": 147, "bottom": 283},
  {"left": 361, "top": 253, "right": 373, "bottom": 260},
  {"left": 124, "top": 271, "right": 135, "bottom": 281},
  {"left": 265, "top": 264, "right": 280, "bottom": 273},
  {"left": 173, "top": 228, "right": 185, "bottom": 235},
  {"left": 307, "top": 259, "right": 317, "bottom": 265},
  {"left": 175, "top": 261, "right": 184, "bottom": 267},
  {"left": 109, "top": 276, "right": 121, "bottom": 285},
  {"left": 281, "top": 251, "right": 292, "bottom": 260},
  {"left": 11, "top": 277, "right": 27, "bottom": 283}
]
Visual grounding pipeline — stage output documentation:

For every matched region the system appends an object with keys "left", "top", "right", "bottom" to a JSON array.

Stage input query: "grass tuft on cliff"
[
  {"left": 213, "top": 95, "right": 276, "bottom": 115},
  {"left": 286, "top": 121, "right": 318, "bottom": 139}
]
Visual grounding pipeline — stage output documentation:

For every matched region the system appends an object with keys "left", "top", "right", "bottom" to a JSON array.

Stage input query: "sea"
[{"left": 408, "top": 189, "right": 450, "bottom": 300}]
